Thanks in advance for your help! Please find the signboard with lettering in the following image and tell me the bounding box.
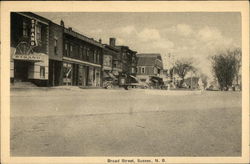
[12,54,42,61]
[30,19,37,46]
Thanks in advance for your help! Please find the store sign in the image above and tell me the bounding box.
[30,19,37,46]
[12,54,42,61]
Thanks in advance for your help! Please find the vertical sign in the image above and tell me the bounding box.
[30,19,37,46]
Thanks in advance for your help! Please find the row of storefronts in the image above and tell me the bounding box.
[10,12,138,87]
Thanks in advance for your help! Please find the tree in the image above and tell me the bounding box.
[173,58,194,87]
[210,48,241,91]
[200,73,208,89]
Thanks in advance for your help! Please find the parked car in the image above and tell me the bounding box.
[103,77,117,89]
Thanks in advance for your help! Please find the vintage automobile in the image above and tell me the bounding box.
[103,77,118,89]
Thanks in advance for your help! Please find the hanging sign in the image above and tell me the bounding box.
[30,19,37,46]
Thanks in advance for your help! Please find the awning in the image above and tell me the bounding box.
[112,71,119,76]
[108,72,117,79]
[103,71,110,78]
[104,71,117,80]
[129,75,140,82]
[150,76,164,84]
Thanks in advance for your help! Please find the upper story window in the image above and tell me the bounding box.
[93,50,97,63]
[70,44,73,52]
[154,67,158,74]
[64,43,68,56]
[97,51,100,64]
[83,46,86,60]
[86,48,90,60]
[54,39,58,55]
[22,20,28,37]
[70,44,73,57]
[80,46,83,59]
[141,67,145,74]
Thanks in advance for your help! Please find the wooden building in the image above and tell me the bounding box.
[136,53,163,84]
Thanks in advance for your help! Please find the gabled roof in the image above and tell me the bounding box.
[137,53,161,58]
[137,57,156,66]
[137,53,163,66]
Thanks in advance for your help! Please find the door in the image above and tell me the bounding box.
[14,60,30,82]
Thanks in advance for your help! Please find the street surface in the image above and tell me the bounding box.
[10,88,241,156]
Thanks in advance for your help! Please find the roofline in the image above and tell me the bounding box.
[16,12,50,25]
[64,28,104,48]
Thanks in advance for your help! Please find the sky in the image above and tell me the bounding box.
[36,12,241,79]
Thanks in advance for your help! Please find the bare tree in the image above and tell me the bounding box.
[173,58,194,87]
[210,48,241,91]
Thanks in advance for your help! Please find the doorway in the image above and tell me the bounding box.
[14,60,30,82]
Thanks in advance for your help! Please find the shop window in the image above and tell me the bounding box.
[40,66,45,78]
[54,39,58,55]
[22,20,28,37]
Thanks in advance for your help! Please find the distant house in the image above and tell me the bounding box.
[136,53,164,85]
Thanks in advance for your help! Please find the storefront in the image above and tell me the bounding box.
[62,62,72,85]
[11,45,49,86]
[62,58,101,87]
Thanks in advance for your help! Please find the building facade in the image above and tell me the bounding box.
[115,43,137,84]
[10,12,49,86]
[62,25,103,87]
[48,21,64,86]
[109,38,123,78]
[102,38,120,84]
[136,53,163,84]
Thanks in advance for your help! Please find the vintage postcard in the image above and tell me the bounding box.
[1,1,249,164]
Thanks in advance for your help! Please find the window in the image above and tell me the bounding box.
[70,44,73,57]
[94,50,96,63]
[40,66,45,78]
[54,39,58,55]
[22,21,28,37]
[64,43,68,56]
[131,67,135,74]
[86,48,90,61]
[70,44,73,52]
[80,46,83,59]
[154,67,157,74]
[97,51,100,64]
[82,46,86,59]
[141,67,145,74]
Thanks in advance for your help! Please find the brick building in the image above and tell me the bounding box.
[48,21,64,86]
[115,42,137,84]
[102,38,120,84]
[62,24,103,87]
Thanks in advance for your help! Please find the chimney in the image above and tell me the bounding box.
[60,20,64,27]
[109,38,116,47]
[99,38,102,43]
[68,27,72,31]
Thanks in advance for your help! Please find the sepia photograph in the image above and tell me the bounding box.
[1,1,249,164]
